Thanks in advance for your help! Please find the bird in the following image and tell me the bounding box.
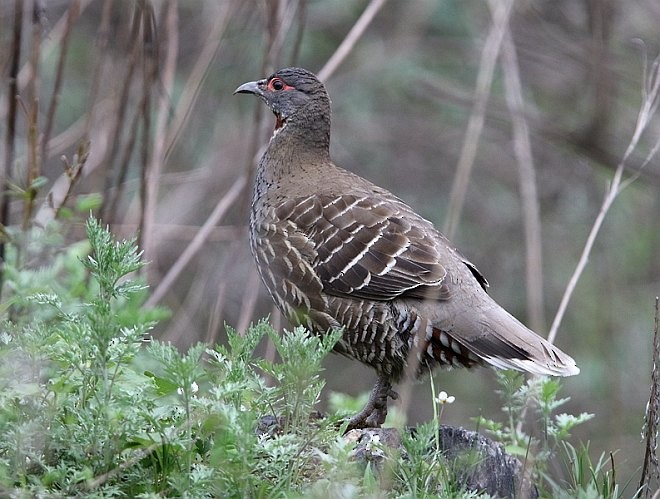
[234,67,579,431]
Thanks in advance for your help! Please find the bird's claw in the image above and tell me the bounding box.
[345,377,398,432]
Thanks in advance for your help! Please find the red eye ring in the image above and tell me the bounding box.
[267,77,293,92]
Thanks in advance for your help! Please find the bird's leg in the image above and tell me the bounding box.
[346,376,399,431]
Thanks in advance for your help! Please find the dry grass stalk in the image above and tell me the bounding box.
[137,1,158,252]
[206,238,242,343]
[547,52,660,344]
[499,14,545,333]
[640,297,660,497]
[141,0,175,264]
[1,0,24,297]
[40,0,80,168]
[100,6,145,222]
[317,0,388,81]
[236,268,262,335]
[145,175,246,308]
[18,97,39,231]
[443,0,515,240]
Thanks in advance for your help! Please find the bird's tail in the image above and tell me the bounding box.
[429,298,579,377]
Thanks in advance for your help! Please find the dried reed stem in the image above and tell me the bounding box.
[100,6,143,222]
[317,0,388,81]
[142,0,177,270]
[236,268,262,335]
[289,0,308,66]
[548,53,660,343]
[84,0,114,134]
[443,0,514,239]
[206,239,241,343]
[1,0,24,296]
[640,297,660,497]
[499,19,545,332]
[137,2,158,252]
[145,176,246,307]
[162,1,236,166]
[40,0,80,167]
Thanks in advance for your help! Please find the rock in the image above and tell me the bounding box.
[347,425,537,498]
[437,425,537,498]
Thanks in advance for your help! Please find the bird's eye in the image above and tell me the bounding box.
[272,78,284,90]
[268,77,291,91]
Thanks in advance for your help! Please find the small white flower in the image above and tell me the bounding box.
[191,381,199,394]
[177,387,184,396]
[435,391,455,405]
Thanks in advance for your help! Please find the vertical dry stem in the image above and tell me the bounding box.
[40,0,80,168]
[499,19,545,332]
[142,0,178,270]
[1,0,24,296]
[100,6,143,222]
[137,1,158,252]
[640,297,660,497]
[547,53,660,343]
[236,269,262,334]
[84,0,115,134]
[443,0,514,239]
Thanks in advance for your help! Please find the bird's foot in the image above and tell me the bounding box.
[345,377,398,432]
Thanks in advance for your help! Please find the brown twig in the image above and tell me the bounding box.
[40,0,80,169]
[52,140,90,220]
[26,1,44,108]
[106,105,142,221]
[317,0,388,81]
[289,0,308,66]
[443,0,515,239]
[1,0,24,298]
[499,15,545,333]
[137,1,158,252]
[142,0,177,270]
[547,52,660,343]
[145,176,246,308]
[161,1,236,168]
[236,268,262,335]
[206,239,242,343]
[84,0,115,135]
[19,97,39,231]
[99,6,143,222]
[640,297,660,497]
[264,0,301,71]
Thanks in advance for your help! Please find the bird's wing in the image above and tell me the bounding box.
[275,193,462,301]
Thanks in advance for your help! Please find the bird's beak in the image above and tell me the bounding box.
[234,80,264,96]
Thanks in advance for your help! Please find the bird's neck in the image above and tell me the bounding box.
[260,106,331,179]
[251,101,332,219]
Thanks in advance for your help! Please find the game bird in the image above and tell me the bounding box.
[235,67,579,430]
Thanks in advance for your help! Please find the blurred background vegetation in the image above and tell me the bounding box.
[1,0,659,486]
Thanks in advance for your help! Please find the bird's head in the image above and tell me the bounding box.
[234,67,329,133]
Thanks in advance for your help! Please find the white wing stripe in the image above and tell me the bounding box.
[330,229,383,282]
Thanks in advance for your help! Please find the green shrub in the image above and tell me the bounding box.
[0,217,625,497]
